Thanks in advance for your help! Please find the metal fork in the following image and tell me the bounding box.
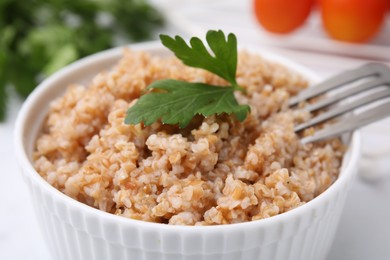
[290,63,390,144]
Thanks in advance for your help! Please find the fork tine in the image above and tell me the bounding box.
[305,77,388,112]
[295,87,390,132]
[289,63,388,107]
[301,100,390,144]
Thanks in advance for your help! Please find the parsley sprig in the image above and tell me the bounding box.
[125,30,250,128]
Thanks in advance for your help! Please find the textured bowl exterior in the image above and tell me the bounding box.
[15,42,361,260]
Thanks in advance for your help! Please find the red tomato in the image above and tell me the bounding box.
[253,0,314,34]
[320,0,388,43]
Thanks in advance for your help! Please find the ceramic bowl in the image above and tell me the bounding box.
[14,42,361,260]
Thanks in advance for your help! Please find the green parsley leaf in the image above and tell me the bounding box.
[125,30,250,128]
[160,30,240,89]
[125,79,250,128]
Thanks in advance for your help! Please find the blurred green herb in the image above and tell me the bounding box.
[125,30,250,128]
[0,0,163,121]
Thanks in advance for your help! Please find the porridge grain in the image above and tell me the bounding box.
[34,49,344,225]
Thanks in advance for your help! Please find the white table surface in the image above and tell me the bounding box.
[1,1,390,259]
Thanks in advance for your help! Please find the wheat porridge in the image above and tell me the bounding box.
[33,49,344,225]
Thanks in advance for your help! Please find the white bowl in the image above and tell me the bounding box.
[14,42,361,260]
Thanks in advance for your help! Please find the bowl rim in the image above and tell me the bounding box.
[14,41,361,233]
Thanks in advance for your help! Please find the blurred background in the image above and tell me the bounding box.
[0,0,389,259]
